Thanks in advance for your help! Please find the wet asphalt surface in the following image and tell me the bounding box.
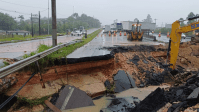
[0,28,98,67]
[0,30,191,67]
[67,31,167,58]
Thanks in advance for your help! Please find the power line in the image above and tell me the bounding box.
[57,13,66,16]
[40,9,48,12]
[0,8,30,15]
[0,0,47,9]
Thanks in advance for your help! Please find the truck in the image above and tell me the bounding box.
[110,24,116,34]
[104,25,111,33]
[121,21,134,33]
[116,23,123,32]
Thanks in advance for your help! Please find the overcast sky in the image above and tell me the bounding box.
[0,0,198,27]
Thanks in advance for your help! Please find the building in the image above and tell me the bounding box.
[0,30,6,35]
[165,24,172,29]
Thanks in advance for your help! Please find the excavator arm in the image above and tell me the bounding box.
[170,16,199,69]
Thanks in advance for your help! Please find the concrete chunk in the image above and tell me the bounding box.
[187,87,199,100]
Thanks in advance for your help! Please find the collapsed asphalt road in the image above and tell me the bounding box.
[1,29,198,111]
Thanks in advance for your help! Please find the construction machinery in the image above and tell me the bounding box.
[127,21,144,41]
[167,16,199,70]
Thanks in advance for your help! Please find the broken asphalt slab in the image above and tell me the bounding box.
[132,87,168,112]
[113,70,136,93]
[50,85,95,110]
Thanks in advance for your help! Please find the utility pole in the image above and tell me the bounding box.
[51,0,57,47]
[72,6,74,30]
[31,13,34,37]
[48,0,49,35]
[39,11,41,35]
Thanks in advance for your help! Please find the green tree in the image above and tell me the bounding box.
[0,12,17,30]
[179,18,185,26]
[187,12,195,24]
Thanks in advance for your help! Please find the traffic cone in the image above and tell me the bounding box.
[158,32,161,37]
[167,32,170,38]
[124,32,126,36]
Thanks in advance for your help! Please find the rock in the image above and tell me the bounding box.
[132,87,168,112]
[176,89,183,96]
[168,101,188,112]
[129,55,140,66]
[104,80,111,89]
[32,104,44,112]
[100,96,140,112]
[180,58,188,65]
[187,87,199,100]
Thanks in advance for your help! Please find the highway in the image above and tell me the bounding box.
[0,28,98,67]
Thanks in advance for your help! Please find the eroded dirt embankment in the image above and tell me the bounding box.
[3,42,199,91]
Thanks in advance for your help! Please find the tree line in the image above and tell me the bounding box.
[0,12,101,35]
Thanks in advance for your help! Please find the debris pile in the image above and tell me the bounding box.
[132,87,168,112]
[0,74,17,93]
[100,96,140,112]
[103,45,169,87]
[164,73,199,112]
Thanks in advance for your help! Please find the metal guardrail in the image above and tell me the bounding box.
[0,40,82,79]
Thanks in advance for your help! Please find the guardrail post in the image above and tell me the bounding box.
[35,61,46,88]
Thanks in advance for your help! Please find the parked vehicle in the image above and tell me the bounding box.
[71,28,82,36]
[104,25,111,33]
[110,24,116,34]
[116,23,123,32]
[121,21,134,32]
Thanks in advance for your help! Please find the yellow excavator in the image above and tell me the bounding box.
[127,21,144,41]
[167,16,199,70]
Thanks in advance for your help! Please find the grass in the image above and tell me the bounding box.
[0,61,10,68]
[106,83,115,94]
[16,96,49,108]
[21,29,101,71]
[0,34,51,42]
